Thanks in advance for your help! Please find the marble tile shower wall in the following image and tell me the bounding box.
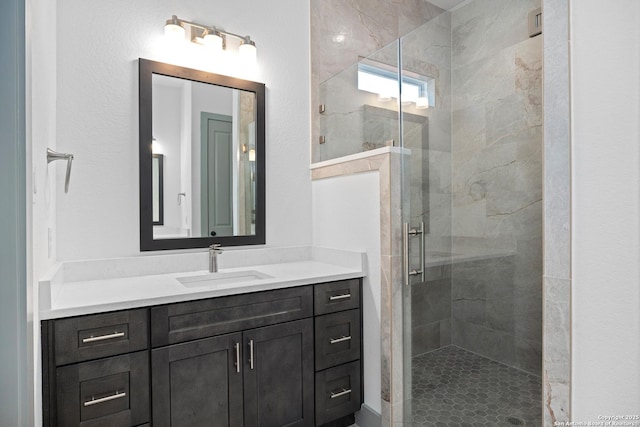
[397,11,453,244]
[399,12,454,358]
[450,0,543,375]
[318,43,401,161]
[311,0,446,163]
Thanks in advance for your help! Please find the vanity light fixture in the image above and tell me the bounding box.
[164,15,257,63]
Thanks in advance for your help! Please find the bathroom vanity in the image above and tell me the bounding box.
[40,248,365,427]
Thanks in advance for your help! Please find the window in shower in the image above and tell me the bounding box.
[357,62,435,109]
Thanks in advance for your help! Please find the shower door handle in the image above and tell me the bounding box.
[403,222,425,285]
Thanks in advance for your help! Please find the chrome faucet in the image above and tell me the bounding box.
[209,244,223,273]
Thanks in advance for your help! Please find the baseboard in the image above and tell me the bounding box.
[355,404,382,427]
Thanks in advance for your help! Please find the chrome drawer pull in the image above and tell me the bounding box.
[248,339,254,370]
[83,391,126,407]
[329,335,352,344]
[82,332,125,344]
[329,293,351,301]
[235,342,241,373]
[330,388,352,399]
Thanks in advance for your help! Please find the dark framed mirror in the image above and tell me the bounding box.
[139,58,265,250]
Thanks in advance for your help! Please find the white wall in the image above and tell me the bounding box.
[571,0,640,419]
[312,172,382,414]
[28,0,58,425]
[152,84,183,230]
[54,0,311,260]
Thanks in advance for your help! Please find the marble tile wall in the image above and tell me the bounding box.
[411,269,452,356]
[450,0,543,376]
[542,0,571,424]
[318,42,400,162]
[311,0,446,163]
[399,11,452,245]
[398,11,454,362]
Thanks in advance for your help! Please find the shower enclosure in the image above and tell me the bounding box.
[318,1,542,425]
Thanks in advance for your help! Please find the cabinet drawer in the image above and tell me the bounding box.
[314,280,360,315]
[151,286,313,347]
[54,309,148,366]
[315,361,362,426]
[56,350,149,427]
[315,309,361,371]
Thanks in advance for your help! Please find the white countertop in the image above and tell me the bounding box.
[40,246,366,320]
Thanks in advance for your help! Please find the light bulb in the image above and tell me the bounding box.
[248,148,256,162]
[164,16,185,43]
[203,32,223,52]
[239,37,257,65]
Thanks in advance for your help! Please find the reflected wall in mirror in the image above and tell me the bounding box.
[139,59,265,250]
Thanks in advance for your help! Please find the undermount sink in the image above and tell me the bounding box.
[177,270,273,288]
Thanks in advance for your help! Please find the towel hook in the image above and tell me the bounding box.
[47,148,74,193]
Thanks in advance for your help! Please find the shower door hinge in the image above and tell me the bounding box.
[319,135,326,145]
[319,104,326,114]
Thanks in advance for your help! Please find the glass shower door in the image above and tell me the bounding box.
[398,11,454,426]
[399,3,543,425]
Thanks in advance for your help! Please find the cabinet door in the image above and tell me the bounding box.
[243,318,314,427]
[152,333,243,427]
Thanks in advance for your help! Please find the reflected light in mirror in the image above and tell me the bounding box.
[415,97,430,109]
[249,148,256,162]
[152,138,163,154]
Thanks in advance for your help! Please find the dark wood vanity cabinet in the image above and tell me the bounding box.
[313,280,363,426]
[41,310,151,427]
[150,286,316,427]
[42,279,363,427]
[152,319,314,427]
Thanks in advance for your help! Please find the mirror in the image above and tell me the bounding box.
[139,59,265,250]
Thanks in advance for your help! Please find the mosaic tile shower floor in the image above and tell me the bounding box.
[411,346,542,426]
